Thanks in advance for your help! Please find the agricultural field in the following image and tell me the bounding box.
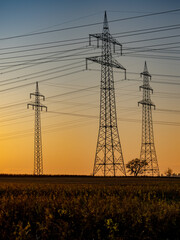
[0,175,179,240]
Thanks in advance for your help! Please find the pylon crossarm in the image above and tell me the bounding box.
[27,103,47,111]
[86,56,126,79]
[38,104,47,111]
[139,85,153,92]
[87,56,126,69]
[89,34,101,47]
[111,57,126,71]
[27,103,33,109]
[86,56,100,69]
[138,100,155,108]
[140,70,151,76]
[89,33,122,47]
[30,92,45,100]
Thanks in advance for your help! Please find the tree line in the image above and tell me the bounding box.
[126,159,180,177]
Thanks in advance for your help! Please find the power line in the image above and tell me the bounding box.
[1,34,180,62]
[0,47,91,74]
[0,64,86,91]
[2,38,180,73]
[122,34,180,45]
[1,24,180,55]
[125,71,180,79]
[0,68,85,93]
[0,8,180,41]
[126,78,180,86]
[115,25,180,39]
[0,60,85,84]
[0,67,179,96]
[0,40,88,56]
[88,69,180,84]
[125,53,180,61]
[124,41,180,52]
[0,52,97,69]
[0,112,179,142]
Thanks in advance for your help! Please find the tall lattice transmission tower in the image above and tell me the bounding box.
[86,11,126,176]
[27,82,47,175]
[138,62,160,176]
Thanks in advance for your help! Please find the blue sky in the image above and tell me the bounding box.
[1,0,180,35]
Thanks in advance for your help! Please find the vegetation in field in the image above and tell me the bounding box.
[126,158,148,176]
[0,177,179,240]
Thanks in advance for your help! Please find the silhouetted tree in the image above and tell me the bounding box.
[126,158,148,176]
[165,168,173,177]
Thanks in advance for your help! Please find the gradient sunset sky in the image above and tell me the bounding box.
[0,0,180,175]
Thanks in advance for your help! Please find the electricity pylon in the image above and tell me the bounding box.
[27,82,47,175]
[138,62,160,176]
[86,11,126,176]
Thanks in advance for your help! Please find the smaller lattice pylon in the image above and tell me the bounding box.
[138,62,160,176]
[27,82,47,175]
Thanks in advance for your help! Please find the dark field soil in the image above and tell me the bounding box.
[0,174,179,185]
[0,175,179,240]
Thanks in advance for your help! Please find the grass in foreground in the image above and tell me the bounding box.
[0,176,179,240]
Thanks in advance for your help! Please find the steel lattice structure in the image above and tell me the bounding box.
[86,12,126,176]
[27,82,47,175]
[138,62,160,176]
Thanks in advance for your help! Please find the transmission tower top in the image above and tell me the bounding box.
[86,11,126,78]
[27,82,47,111]
[140,61,152,79]
[138,61,155,109]
[103,11,109,30]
